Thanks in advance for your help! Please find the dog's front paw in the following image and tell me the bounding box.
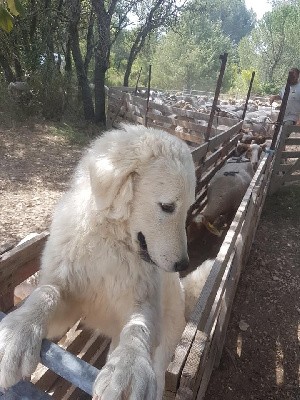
[0,312,44,389]
[93,345,157,400]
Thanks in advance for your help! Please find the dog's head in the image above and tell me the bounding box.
[88,124,196,273]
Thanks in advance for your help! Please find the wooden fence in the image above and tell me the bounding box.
[165,151,274,399]
[0,90,279,399]
[269,125,300,193]
[0,149,275,399]
[107,87,239,145]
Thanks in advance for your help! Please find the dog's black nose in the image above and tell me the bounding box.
[174,257,189,272]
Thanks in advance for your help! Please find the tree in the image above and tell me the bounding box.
[68,0,95,121]
[238,1,300,90]
[208,0,255,43]
[0,0,24,33]
[122,0,186,87]
[151,6,233,91]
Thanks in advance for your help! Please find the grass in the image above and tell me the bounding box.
[47,120,103,146]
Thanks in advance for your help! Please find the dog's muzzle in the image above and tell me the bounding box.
[173,257,189,272]
[137,232,189,272]
[138,232,155,265]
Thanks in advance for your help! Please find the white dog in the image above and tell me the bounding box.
[0,124,197,399]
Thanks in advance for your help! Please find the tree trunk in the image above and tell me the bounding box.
[94,49,106,125]
[0,54,15,83]
[71,29,95,121]
[92,0,118,125]
[69,0,94,121]
[123,52,135,87]
[14,58,23,80]
[65,38,72,74]
[84,10,95,75]
[123,30,148,87]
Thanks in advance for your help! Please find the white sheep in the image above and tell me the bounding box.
[8,80,32,104]
[235,142,263,170]
[191,155,255,237]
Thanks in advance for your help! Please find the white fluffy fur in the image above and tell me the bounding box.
[0,124,199,399]
[181,259,214,319]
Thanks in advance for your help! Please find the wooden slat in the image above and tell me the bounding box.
[195,157,273,400]
[146,122,202,145]
[207,121,242,151]
[191,143,209,164]
[280,150,300,158]
[179,252,236,400]
[174,154,273,399]
[0,233,48,311]
[275,159,300,172]
[165,155,268,393]
[270,124,300,192]
[285,137,300,145]
[284,125,300,135]
[202,134,240,172]
[284,173,300,182]
[0,232,48,282]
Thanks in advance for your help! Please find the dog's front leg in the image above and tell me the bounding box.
[93,299,159,400]
[0,284,62,389]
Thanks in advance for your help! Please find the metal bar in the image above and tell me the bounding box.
[205,53,228,141]
[134,66,142,95]
[270,71,292,150]
[241,71,255,120]
[0,380,52,400]
[0,312,100,396]
[145,64,152,127]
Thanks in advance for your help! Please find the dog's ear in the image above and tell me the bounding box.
[89,154,137,220]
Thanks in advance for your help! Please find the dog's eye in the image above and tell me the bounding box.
[159,203,175,213]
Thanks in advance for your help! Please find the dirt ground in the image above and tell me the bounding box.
[204,185,300,400]
[0,122,299,399]
[0,122,84,252]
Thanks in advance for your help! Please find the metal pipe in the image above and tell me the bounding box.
[205,52,228,142]
[270,71,292,150]
[145,64,152,127]
[241,71,255,120]
[134,66,142,95]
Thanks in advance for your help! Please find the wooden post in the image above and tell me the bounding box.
[134,66,142,95]
[205,53,228,141]
[270,71,292,150]
[241,71,255,120]
[144,64,152,127]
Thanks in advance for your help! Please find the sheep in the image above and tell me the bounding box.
[235,142,263,170]
[8,80,32,104]
[190,155,255,238]
[261,139,272,153]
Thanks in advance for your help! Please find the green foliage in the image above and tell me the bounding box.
[238,1,300,90]
[3,0,300,126]
[259,81,281,95]
[205,0,255,43]
[0,6,13,32]
[7,0,24,16]
[0,0,24,32]
[151,10,233,91]
[47,123,93,145]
